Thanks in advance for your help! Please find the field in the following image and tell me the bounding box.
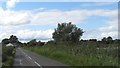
[25,41,118,66]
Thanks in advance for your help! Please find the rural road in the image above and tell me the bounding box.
[13,47,69,68]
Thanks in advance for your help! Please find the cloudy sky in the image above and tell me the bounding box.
[0,0,118,42]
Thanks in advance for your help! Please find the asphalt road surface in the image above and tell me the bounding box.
[13,47,69,68]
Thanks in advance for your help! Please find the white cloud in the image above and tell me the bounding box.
[31,9,117,25]
[15,29,54,40]
[0,9,32,26]
[0,5,118,42]
[101,31,118,38]
[6,0,19,10]
[99,19,118,31]
[81,18,118,40]
[33,8,46,11]
[0,32,11,41]
[0,28,54,42]
[0,8,117,26]
[31,10,86,25]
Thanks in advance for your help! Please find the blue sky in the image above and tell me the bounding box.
[0,1,118,42]
[2,2,117,10]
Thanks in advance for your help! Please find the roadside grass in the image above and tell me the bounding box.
[24,42,118,66]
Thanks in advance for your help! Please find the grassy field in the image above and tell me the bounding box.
[25,42,118,66]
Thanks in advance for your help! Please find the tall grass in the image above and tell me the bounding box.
[25,42,118,66]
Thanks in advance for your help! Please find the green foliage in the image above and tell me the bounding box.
[27,39,37,46]
[52,22,84,42]
[2,46,15,67]
[2,35,19,46]
[25,42,118,66]
[26,39,45,46]
[9,35,18,44]
[102,36,113,44]
[2,39,10,46]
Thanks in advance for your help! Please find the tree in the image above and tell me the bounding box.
[52,22,84,42]
[9,35,18,43]
[107,36,113,44]
[89,39,97,42]
[2,38,10,45]
[102,36,113,44]
[102,37,107,43]
[27,39,37,46]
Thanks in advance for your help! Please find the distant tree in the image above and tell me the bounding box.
[107,36,112,40]
[102,37,107,43]
[102,36,113,44]
[36,41,45,46]
[107,36,113,44]
[89,39,97,42]
[80,39,84,41]
[52,22,84,42]
[114,39,120,44]
[27,39,37,46]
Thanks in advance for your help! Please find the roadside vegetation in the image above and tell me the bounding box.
[25,41,118,66]
[1,22,119,67]
[2,46,15,68]
[23,22,119,66]
[1,35,21,68]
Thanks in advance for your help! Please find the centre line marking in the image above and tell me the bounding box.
[19,48,42,68]
[34,61,42,68]
[20,59,22,65]
[28,56,32,60]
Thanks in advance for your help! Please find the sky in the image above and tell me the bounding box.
[0,0,119,42]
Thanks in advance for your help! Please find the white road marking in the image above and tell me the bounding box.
[18,48,42,67]
[28,56,32,60]
[20,59,22,65]
[34,61,42,68]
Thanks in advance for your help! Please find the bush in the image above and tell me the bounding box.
[2,46,16,67]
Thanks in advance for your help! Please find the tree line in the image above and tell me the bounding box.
[1,22,119,47]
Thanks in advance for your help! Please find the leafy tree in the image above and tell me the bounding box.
[9,35,18,43]
[52,22,84,42]
[107,36,113,44]
[2,38,10,45]
[107,36,112,41]
[2,35,19,46]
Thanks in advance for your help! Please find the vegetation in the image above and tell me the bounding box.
[1,35,18,68]
[2,46,15,68]
[26,39,45,47]
[52,22,84,42]
[25,40,118,66]
[23,22,119,66]
[1,22,119,67]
